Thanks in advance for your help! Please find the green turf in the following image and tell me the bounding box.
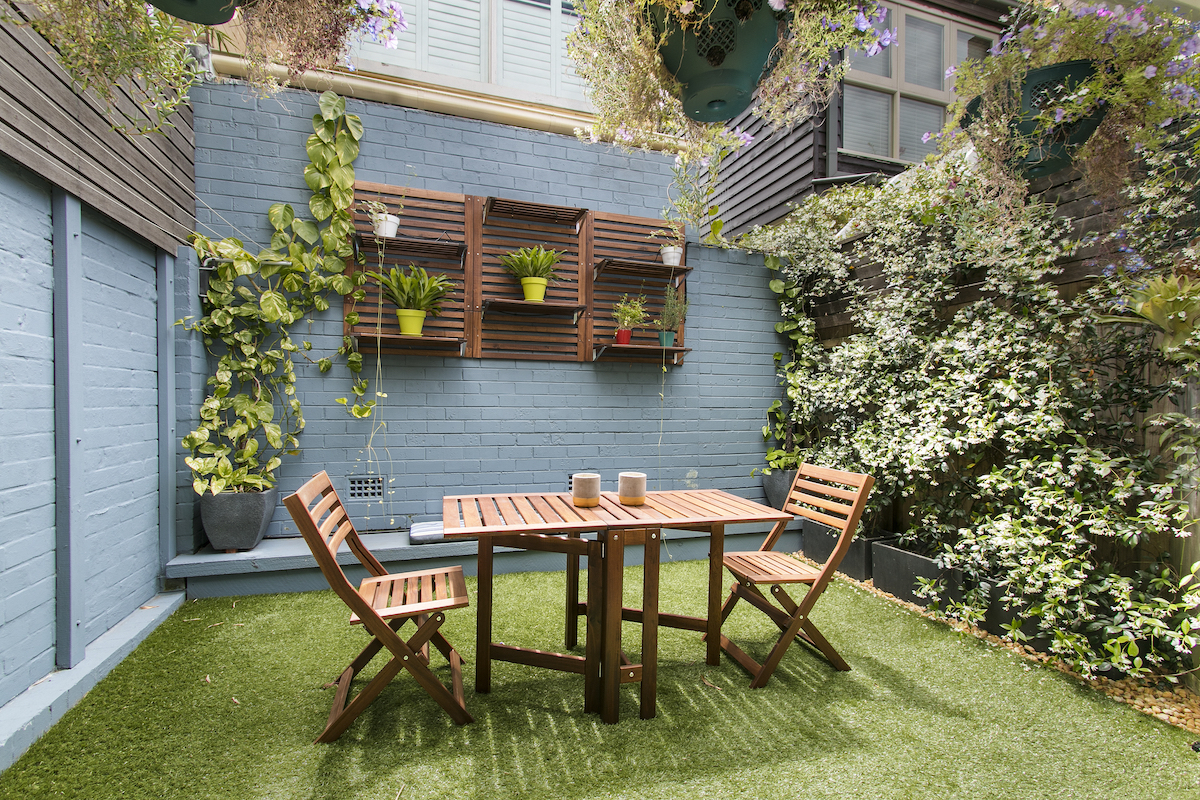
[3,559,1200,799]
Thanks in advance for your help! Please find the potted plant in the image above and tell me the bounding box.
[368,264,455,336]
[655,220,685,266]
[653,284,688,347]
[567,0,893,232]
[18,0,407,133]
[361,198,400,238]
[183,92,365,552]
[499,245,563,303]
[950,3,1200,192]
[612,294,648,344]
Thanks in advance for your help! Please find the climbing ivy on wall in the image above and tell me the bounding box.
[739,149,1200,679]
[181,91,369,495]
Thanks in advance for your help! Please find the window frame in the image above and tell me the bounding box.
[842,0,997,163]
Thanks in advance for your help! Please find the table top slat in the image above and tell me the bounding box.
[511,494,542,525]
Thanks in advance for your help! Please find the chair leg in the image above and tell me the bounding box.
[317,653,407,743]
[770,585,850,672]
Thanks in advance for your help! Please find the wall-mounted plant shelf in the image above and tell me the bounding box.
[357,233,466,266]
[353,332,467,357]
[349,185,690,366]
[483,196,586,230]
[593,258,692,283]
[593,343,691,366]
[482,299,585,325]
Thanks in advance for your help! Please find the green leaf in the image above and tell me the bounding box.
[306,136,333,169]
[310,193,335,222]
[334,133,360,168]
[318,358,332,372]
[260,290,288,322]
[267,203,295,232]
[344,113,364,141]
[768,279,786,294]
[292,218,319,245]
[263,422,283,449]
[318,91,346,121]
[329,163,355,190]
[303,164,331,193]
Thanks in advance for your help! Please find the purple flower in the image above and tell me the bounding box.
[855,12,871,32]
[1182,35,1200,58]
[768,0,786,10]
[1144,65,1158,79]
[921,131,934,143]
[1054,108,1065,123]
[945,65,957,79]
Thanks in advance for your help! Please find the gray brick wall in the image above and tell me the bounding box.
[0,156,56,707]
[188,84,786,542]
[79,210,161,641]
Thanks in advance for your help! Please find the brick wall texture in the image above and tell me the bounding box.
[0,155,162,707]
[0,156,56,708]
[188,84,787,537]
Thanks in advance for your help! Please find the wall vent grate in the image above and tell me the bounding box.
[347,476,384,499]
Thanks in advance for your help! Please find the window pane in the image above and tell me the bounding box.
[905,15,943,90]
[844,85,893,157]
[848,8,891,78]
[899,97,943,162]
[957,31,991,64]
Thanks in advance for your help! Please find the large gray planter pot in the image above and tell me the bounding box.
[761,470,798,511]
[200,487,278,553]
[871,541,963,608]
[801,521,895,582]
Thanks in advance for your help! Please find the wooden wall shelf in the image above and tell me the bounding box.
[357,233,466,265]
[483,196,586,230]
[593,258,692,283]
[354,332,466,356]
[348,185,689,366]
[482,299,585,325]
[593,344,691,366]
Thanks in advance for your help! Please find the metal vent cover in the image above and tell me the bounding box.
[347,476,384,499]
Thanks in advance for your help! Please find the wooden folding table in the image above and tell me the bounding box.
[442,488,792,723]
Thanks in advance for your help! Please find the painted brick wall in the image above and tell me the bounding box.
[188,84,786,540]
[0,155,56,707]
[79,209,161,642]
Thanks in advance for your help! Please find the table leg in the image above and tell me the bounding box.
[640,528,660,719]
[476,534,493,693]
[565,532,580,650]
[707,523,725,666]
[602,528,623,724]
[584,538,603,713]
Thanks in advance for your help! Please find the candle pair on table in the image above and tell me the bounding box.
[571,472,646,507]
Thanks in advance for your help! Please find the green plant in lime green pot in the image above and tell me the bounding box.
[499,245,563,303]
[368,264,455,336]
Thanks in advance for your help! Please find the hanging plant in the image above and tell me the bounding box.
[949,2,1200,196]
[567,0,894,230]
[6,0,408,133]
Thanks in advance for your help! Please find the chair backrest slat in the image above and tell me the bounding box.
[775,464,874,610]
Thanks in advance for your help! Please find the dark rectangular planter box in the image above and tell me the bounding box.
[871,541,963,608]
[800,520,895,582]
[982,596,1051,653]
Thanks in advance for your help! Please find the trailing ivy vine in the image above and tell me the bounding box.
[181,91,368,495]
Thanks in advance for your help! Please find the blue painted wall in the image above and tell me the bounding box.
[187,85,787,540]
[0,156,164,707]
[78,210,161,642]
[0,156,56,708]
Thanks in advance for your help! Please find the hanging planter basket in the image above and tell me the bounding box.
[963,60,1107,180]
[148,0,244,24]
[651,0,785,123]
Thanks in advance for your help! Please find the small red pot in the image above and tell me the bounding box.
[615,329,632,344]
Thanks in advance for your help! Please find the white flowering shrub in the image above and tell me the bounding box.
[740,150,1200,678]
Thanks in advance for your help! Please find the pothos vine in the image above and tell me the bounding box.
[182,91,375,495]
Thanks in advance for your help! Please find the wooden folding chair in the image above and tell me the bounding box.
[718,463,874,688]
[283,471,473,742]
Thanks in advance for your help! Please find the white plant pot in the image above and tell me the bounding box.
[660,245,683,266]
[372,213,400,238]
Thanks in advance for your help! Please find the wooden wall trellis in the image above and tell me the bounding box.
[348,182,691,364]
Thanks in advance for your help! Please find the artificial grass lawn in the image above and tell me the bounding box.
[3,558,1200,800]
